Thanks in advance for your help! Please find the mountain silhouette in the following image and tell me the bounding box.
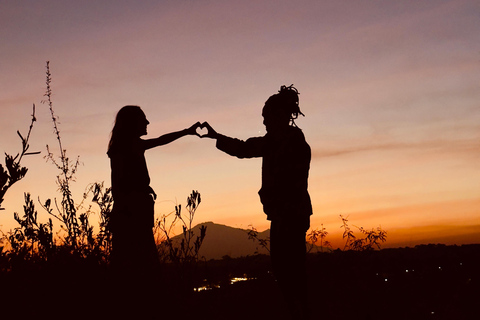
[169,222,270,260]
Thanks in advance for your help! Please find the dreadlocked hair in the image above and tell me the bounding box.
[266,84,304,127]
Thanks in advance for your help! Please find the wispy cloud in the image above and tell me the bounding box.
[312,136,480,159]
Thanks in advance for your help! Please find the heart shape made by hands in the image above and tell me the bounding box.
[196,126,209,137]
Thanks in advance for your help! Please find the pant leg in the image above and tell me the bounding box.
[270,217,310,318]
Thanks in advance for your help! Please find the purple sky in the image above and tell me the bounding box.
[1,0,479,248]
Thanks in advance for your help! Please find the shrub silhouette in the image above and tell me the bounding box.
[157,190,206,264]
[340,214,387,251]
[247,216,387,254]
[40,61,83,249]
[10,193,54,258]
[307,223,332,253]
[0,105,40,210]
[247,224,270,254]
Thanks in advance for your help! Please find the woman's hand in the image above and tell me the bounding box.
[200,122,218,139]
[186,122,202,137]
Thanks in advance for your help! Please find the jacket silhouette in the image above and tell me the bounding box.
[216,125,312,223]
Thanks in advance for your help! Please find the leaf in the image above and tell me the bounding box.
[0,164,9,187]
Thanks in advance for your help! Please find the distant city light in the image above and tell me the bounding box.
[194,286,210,292]
[230,277,256,285]
[231,277,248,284]
[194,276,256,292]
[194,284,220,292]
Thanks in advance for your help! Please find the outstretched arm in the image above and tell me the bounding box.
[201,122,263,158]
[142,122,201,150]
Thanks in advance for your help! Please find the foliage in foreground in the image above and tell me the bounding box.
[0,104,40,211]
[247,215,387,254]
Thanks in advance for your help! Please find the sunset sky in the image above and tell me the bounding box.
[1,0,479,248]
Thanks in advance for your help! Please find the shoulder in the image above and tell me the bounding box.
[286,127,310,154]
[286,126,307,141]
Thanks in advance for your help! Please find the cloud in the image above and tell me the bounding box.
[312,136,480,159]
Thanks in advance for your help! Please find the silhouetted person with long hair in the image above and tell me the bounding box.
[107,106,200,313]
[202,85,312,319]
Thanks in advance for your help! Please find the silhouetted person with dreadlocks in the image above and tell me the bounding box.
[202,85,312,319]
[107,105,200,316]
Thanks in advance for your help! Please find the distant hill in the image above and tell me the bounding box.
[170,221,270,260]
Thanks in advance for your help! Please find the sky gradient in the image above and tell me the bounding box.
[1,0,479,248]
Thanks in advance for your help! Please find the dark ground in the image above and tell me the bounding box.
[188,244,480,320]
[1,244,479,320]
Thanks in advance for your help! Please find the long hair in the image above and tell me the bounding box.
[107,105,144,156]
[265,84,304,127]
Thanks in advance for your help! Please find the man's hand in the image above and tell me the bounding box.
[200,122,218,139]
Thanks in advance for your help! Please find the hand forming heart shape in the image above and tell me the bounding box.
[195,121,217,138]
[195,125,209,137]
